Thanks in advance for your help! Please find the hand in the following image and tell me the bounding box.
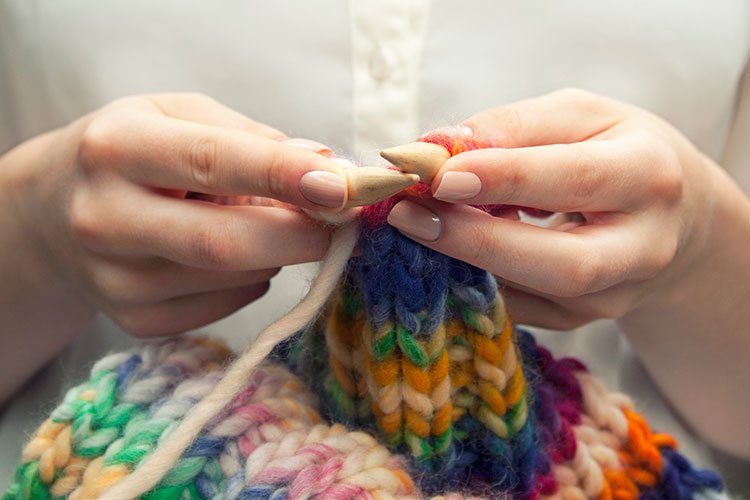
[4,93,347,337]
[387,88,726,330]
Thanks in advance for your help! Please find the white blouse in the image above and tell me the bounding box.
[1,0,749,493]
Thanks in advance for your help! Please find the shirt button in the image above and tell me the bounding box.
[369,43,398,82]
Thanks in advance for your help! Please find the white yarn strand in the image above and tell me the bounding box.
[100,221,359,499]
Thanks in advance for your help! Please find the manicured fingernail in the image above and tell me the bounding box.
[433,172,482,202]
[299,171,346,208]
[282,138,333,157]
[387,200,442,242]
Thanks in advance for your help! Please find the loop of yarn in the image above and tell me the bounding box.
[4,133,725,499]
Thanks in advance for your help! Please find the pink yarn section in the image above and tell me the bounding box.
[366,132,554,227]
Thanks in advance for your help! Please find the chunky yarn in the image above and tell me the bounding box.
[4,133,725,499]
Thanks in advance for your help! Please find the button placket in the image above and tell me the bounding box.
[369,41,399,82]
[349,0,430,164]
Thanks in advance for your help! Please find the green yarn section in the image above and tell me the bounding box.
[3,463,48,500]
[383,427,404,448]
[160,457,206,486]
[141,483,200,500]
[434,427,453,455]
[405,431,433,459]
[396,324,429,367]
[506,399,527,434]
[103,413,173,467]
[371,325,397,360]
[54,371,118,425]
[462,307,483,332]
[322,287,461,464]
[100,402,140,429]
[405,427,455,471]
[324,375,358,422]
[341,287,363,319]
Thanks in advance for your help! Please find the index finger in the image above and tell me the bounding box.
[462,88,626,148]
[80,111,349,210]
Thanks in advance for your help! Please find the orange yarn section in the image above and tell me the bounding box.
[597,408,679,500]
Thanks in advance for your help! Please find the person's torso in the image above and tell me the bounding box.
[1,0,748,492]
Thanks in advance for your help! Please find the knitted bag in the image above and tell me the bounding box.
[4,135,725,500]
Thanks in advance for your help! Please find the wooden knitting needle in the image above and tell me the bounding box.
[380,142,451,182]
[345,167,420,207]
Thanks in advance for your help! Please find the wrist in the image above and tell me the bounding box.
[628,156,732,317]
[0,132,97,318]
[0,136,97,401]
[617,163,750,456]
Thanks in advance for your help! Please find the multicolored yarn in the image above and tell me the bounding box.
[5,133,725,499]
[278,220,724,499]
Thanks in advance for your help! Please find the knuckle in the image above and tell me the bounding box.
[192,220,242,270]
[646,238,678,277]
[649,144,684,203]
[568,150,603,210]
[556,88,614,115]
[68,189,100,243]
[91,268,141,304]
[186,133,221,191]
[492,106,525,147]
[497,156,526,203]
[78,115,124,170]
[466,105,526,147]
[263,147,289,199]
[559,251,604,297]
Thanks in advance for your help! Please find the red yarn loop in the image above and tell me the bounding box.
[362,132,553,226]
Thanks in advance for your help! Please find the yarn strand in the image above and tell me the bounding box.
[99,221,359,499]
[6,132,725,499]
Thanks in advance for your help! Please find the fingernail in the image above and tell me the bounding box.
[283,138,333,157]
[434,172,482,202]
[299,171,346,208]
[387,200,442,242]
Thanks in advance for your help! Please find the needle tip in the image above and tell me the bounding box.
[380,142,451,182]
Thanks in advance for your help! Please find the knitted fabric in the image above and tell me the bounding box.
[5,134,726,499]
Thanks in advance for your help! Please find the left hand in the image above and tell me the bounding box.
[387,88,724,329]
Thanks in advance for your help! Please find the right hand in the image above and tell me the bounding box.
[4,93,348,337]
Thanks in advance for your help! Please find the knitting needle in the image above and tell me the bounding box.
[186,165,418,208]
[285,139,420,208]
[379,142,451,182]
[345,167,420,207]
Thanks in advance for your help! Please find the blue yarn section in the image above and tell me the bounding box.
[268,222,725,498]
[195,472,218,497]
[348,224,542,497]
[116,354,142,389]
[641,447,723,500]
[238,486,288,499]
[351,224,450,336]
[185,435,227,457]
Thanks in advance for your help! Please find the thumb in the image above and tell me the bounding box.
[461,88,622,148]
